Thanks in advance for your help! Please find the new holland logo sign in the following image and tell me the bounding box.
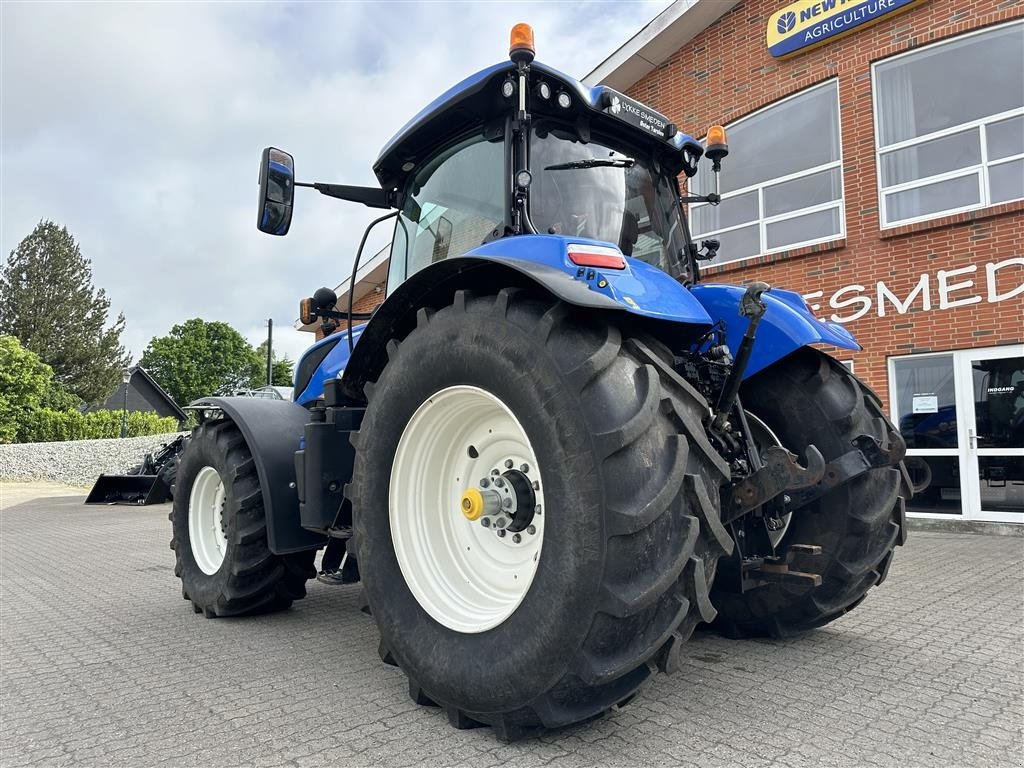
[767,0,924,58]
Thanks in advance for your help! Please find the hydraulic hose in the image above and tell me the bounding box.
[348,210,400,353]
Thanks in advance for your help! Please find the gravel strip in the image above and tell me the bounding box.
[0,433,187,488]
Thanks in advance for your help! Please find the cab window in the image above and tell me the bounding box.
[391,134,505,281]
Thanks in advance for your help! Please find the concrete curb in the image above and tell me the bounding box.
[908,516,1023,537]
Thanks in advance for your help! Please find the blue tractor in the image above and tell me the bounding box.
[171,26,912,739]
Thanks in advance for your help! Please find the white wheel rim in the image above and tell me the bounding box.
[189,465,228,575]
[389,385,545,634]
[745,411,793,549]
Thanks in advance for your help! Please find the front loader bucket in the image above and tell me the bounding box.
[85,474,170,506]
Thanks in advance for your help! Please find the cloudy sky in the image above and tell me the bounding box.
[1,1,672,364]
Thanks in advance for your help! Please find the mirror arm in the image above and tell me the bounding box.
[316,308,374,322]
[679,192,720,205]
[295,181,391,209]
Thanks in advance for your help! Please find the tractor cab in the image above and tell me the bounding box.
[368,24,714,289]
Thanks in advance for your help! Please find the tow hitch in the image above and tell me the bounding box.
[727,430,907,525]
[724,445,825,525]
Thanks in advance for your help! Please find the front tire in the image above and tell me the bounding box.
[351,289,731,739]
[171,421,315,617]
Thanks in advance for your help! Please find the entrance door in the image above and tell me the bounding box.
[890,345,1024,523]
[960,347,1024,522]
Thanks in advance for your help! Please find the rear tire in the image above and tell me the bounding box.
[351,289,731,739]
[711,349,909,638]
[171,420,315,617]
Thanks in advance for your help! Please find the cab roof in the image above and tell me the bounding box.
[372,59,701,193]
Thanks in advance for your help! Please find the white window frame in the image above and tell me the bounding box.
[690,79,846,268]
[872,20,1024,229]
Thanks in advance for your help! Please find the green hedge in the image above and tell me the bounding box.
[15,409,180,443]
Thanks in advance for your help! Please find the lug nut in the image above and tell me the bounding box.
[493,477,504,488]
[496,529,506,538]
[491,469,500,476]
[512,534,522,543]
[480,478,490,488]
[504,459,514,469]
[535,505,542,516]
[526,525,536,535]
[481,518,491,528]
[520,463,530,473]
[495,518,506,528]
[502,497,513,509]
[532,481,540,490]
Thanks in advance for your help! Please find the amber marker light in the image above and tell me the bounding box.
[705,124,729,170]
[299,298,315,326]
[509,23,535,63]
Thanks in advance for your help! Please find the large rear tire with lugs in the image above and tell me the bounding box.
[171,420,316,618]
[350,289,731,740]
[710,348,909,638]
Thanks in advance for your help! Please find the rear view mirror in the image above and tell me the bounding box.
[257,147,295,235]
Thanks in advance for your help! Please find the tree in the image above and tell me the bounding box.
[140,318,262,405]
[0,335,55,442]
[253,341,295,388]
[0,221,130,405]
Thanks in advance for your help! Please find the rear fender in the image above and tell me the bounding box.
[690,284,860,379]
[338,238,714,402]
[189,396,326,554]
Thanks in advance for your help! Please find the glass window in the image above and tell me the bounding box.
[892,355,958,450]
[691,190,758,233]
[873,22,1024,227]
[530,121,692,280]
[906,456,963,515]
[391,134,505,280]
[763,167,842,218]
[884,174,980,224]
[987,115,1024,161]
[977,457,1024,513]
[990,159,1024,205]
[879,130,981,188]
[765,208,842,251]
[971,356,1024,451]
[690,80,844,266]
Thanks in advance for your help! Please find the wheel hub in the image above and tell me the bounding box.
[390,385,546,633]
[461,466,537,534]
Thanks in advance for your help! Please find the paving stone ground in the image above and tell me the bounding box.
[1,488,1022,767]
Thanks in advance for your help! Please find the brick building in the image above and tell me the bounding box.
[587,0,1022,522]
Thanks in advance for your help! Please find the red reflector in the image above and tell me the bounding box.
[567,243,626,270]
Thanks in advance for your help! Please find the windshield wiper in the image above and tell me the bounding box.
[544,157,636,171]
